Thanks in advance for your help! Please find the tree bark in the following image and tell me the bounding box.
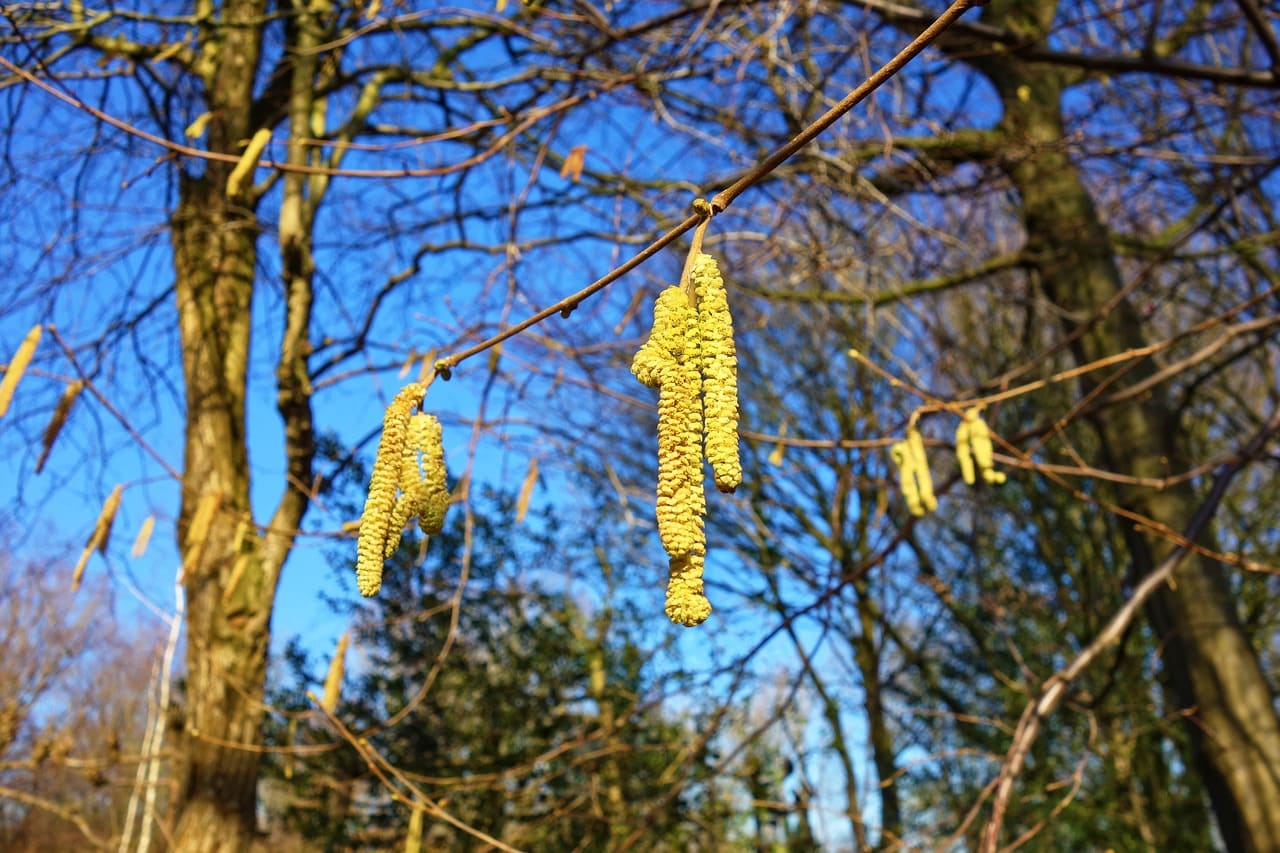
[976,22,1280,848]
[170,163,270,853]
[167,1,315,849]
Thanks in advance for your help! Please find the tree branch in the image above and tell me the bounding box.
[979,403,1280,851]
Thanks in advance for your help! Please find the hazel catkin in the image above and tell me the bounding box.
[690,253,741,494]
[666,552,711,627]
[357,383,424,597]
[956,407,1005,486]
[0,324,42,419]
[906,426,937,513]
[36,379,84,474]
[410,411,450,535]
[648,289,705,559]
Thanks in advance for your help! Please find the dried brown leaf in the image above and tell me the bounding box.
[559,144,588,182]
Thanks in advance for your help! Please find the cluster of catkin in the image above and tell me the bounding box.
[631,253,740,627]
[955,407,1006,486]
[890,407,1004,517]
[356,383,451,597]
[891,428,936,517]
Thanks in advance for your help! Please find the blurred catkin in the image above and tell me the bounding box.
[36,379,84,474]
[896,440,926,514]
[131,515,156,558]
[957,407,1005,486]
[320,632,349,713]
[906,427,937,513]
[0,324,42,419]
[73,484,124,592]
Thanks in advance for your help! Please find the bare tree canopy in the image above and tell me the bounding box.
[1,1,1278,850]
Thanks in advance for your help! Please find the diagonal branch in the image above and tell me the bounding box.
[978,403,1280,852]
[433,0,986,376]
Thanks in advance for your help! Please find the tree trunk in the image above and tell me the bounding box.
[170,170,270,853]
[166,1,314,848]
[983,47,1280,851]
[851,574,901,848]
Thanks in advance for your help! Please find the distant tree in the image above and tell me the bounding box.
[0,541,160,851]
[265,488,740,851]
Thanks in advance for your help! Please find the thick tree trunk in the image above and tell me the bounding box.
[170,172,271,852]
[164,2,314,849]
[987,56,1280,851]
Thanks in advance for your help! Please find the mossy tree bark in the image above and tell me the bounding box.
[965,2,1280,847]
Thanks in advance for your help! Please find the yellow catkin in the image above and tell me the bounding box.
[958,407,1006,486]
[691,253,741,493]
[357,383,425,596]
[891,440,928,517]
[515,457,539,523]
[666,553,711,627]
[131,514,156,558]
[384,411,450,552]
[906,427,937,513]
[36,379,83,473]
[0,324,42,419]
[413,412,450,535]
[631,287,688,389]
[73,484,124,592]
[642,289,705,559]
[94,484,124,554]
[405,806,424,853]
[225,127,271,198]
[679,290,706,522]
[384,413,431,558]
[185,492,221,554]
[321,632,349,713]
[955,419,976,485]
[221,552,251,603]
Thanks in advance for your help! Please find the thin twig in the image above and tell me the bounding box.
[434,0,984,376]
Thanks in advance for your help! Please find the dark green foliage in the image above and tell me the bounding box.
[265,488,732,851]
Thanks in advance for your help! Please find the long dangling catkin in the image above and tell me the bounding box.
[320,632,349,714]
[690,254,741,493]
[183,491,222,573]
[635,288,705,559]
[131,514,156,558]
[72,484,124,592]
[680,288,706,524]
[666,553,711,627]
[631,287,688,389]
[0,324,42,419]
[891,439,931,517]
[906,427,937,513]
[413,412,450,535]
[633,287,710,626]
[36,379,83,474]
[955,418,976,485]
[405,806,425,853]
[357,383,424,597]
